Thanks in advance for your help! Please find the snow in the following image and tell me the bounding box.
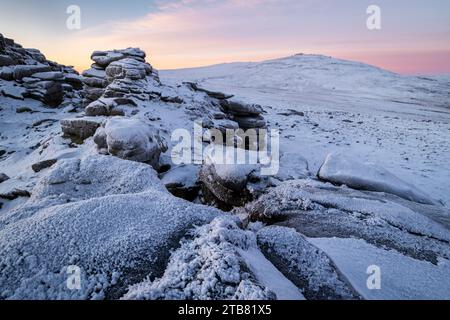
[161,164,199,189]
[0,154,222,299]
[257,226,360,299]
[318,152,437,205]
[82,68,106,79]
[310,237,450,300]
[122,216,275,300]
[204,145,261,188]
[246,179,450,264]
[97,117,166,166]
[237,247,305,300]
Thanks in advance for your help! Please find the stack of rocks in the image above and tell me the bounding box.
[198,147,270,210]
[82,48,161,116]
[184,82,267,132]
[0,33,83,107]
[93,117,167,169]
[220,99,266,130]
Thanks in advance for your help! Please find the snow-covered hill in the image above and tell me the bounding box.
[162,54,450,117]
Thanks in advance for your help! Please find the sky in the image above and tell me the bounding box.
[0,0,449,74]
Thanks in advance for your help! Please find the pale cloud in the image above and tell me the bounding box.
[34,0,450,74]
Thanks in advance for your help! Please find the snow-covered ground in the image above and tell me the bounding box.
[161,54,450,206]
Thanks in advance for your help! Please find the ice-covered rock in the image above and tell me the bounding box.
[221,99,264,116]
[185,82,234,100]
[23,80,64,107]
[0,189,31,201]
[94,117,167,168]
[211,118,240,133]
[0,173,10,184]
[245,179,450,264]
[61,117,104,140]
[31,71,64,81]
[81,48,159,106]
[0,84,26,100]
[84,97,136,117]
[199,147,270,209]
[214,99,267,130]
[232,114,266,129]
[318,153,437,205]
[31,159,57,173]
[82,68,106,80]
[160,164,200,201]
[91,52,125,67]
[257,226,361,300]
[0,155,222,299]
[0,54,15,67]
[0,34,82,106]
[123,216,276,300]
[12,65,52,80]
[105,58,151,82]
[274,152,310,182]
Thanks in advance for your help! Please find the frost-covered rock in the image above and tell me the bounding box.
[0,173,10,184]
[0,189,31,201]
[219,99,267,130]
[0,34,82,106]
[123,216,276,300]
[233,114,266,129]
[0,84,26,100]
[31,71,64,81]
[82,68,106,80]
[221,99,264,116]
[22,80,64,107]
[0,36,82,106]
[246,179,450,264]
[91,52,125,68]
[81,47,159,106]
[94,118,167,168]
[61,117,104,140]
[274,152,310,182]
[318,153,437,205]
[160,164,200,201]
[12,65,52,80]
[0,54,15,67]
[185,82,234,100]
[0,155,222,299]
[31,159,57,173]
[257,226,361,300]
[199,147,269,209]
[105,58,151,82]
[84,97,136,117]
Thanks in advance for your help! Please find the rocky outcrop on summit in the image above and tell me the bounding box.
[81,48,160,108]
[220,99,266,129]
[0,33,82,107]
[185,82,267,131]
